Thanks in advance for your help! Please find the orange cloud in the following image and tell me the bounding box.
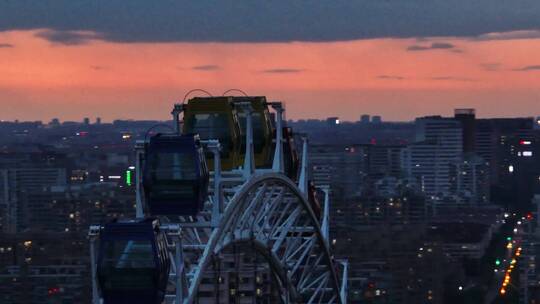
[0,30,539,121]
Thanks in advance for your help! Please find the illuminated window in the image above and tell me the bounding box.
[523,151,533,157]
[126,170,132,186]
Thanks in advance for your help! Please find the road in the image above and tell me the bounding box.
[484,216,524,304]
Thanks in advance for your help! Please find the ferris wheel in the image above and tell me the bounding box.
[88,94,348,303]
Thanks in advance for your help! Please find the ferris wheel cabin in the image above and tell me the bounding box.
[183,97,243,170]
[143,133,209,216]
[232,96,275,168]
[96,219,170,304]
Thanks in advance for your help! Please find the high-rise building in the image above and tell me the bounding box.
[326,117,340,126]
[495,130,540,211]
[403,117,463,201]
[475,118,534,186]
[0,167,67,233]
[49,118,60,127]
[0,149,69,233]
[414,116,463,148]
[517,195,540,304]
[454,108,476,153]
[367,144,405,179]
[309,144,368,201]
[360,114,370,124]
[449,154,490,205]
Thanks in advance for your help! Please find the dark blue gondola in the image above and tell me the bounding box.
[143,134,209,216]
[97,218,170,304]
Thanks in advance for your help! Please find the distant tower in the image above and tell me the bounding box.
[50,118,60,127]
[326,117,340,126]
[454,108,476,153]
[96,117,102,125]
[371,116,382,124]
[360,114,370,124]
[83,117,90,125]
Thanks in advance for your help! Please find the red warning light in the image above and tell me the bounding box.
[527,213,533,220]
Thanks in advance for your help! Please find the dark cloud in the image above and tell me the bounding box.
[261,68,304,74]
[1,1,540,43]
[35,29,103,45]
[377,75,404,80]
[407,42,455,51]
[431,42,454,49]
[407,45,430,51]
[480,63,501,71]
[430,76,476,82]
[474,30,540,41]
[192,65,221,71]
[514,65,540,71]
[0,43,13,48]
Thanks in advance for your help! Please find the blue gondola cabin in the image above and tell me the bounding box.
[143,134,209,216]
[97,218,170,304]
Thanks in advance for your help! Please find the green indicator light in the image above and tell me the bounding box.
[495,259,501,266]
[506,237,512,241]
[126,170,132,186]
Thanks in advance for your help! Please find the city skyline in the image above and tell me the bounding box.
[3,3,540,303]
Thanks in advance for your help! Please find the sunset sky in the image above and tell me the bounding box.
[1,2,539,122]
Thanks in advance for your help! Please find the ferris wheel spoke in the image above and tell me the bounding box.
[287,236,316,275]
[251,186,280,230]
[235,183,268,230]
[298,252,324,290]
[271,207,302,253]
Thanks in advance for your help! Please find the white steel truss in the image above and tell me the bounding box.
[182,174,342,304]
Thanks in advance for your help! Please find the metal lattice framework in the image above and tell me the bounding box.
[183,173,341,303]
[89,99,347,304]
